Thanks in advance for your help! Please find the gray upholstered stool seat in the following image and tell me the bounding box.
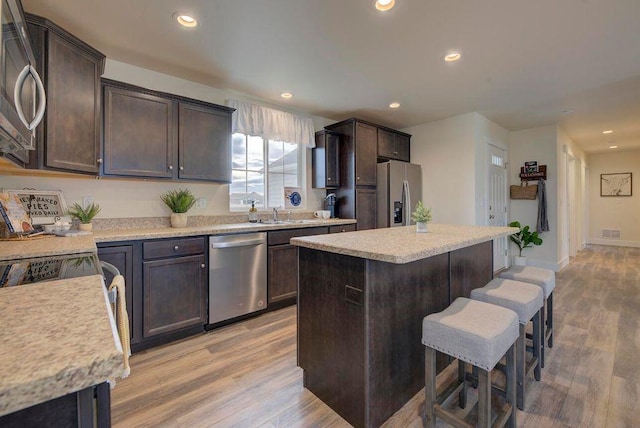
[422,297,519,428]
[471,278,544,410]
[499,265,556,366]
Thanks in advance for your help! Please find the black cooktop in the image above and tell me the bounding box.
[0,253,101,287]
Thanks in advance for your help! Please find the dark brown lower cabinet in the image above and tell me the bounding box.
[355,187,377,230]
[267,227,329,308]
[268,244,298,305]
[142,254,207,338]
[97,244,136,344]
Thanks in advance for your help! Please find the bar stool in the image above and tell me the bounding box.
[470,278,543,410]
[499,265,555,367]
[422,297,519,428]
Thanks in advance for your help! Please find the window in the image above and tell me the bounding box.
[230,133,301,210]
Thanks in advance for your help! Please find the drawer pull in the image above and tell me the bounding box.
[201,263,206,268]
[168,165,173,170]
[174,245,179,251]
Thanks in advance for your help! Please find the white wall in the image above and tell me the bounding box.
[587,149,640,247]
[508,125,559,269]
[0,60,334,218]
[403,113,477,225]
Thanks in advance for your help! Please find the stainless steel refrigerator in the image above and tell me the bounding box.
[376,160,422,228]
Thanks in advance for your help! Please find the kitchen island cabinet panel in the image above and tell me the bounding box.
[178,102,232,182]
[103,83,175,178]
[298,249,366,426]
[449,240,493,301]
[26,14,105,174]
[142,254,207,338]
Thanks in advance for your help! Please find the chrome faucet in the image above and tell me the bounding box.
[272,207,279,221]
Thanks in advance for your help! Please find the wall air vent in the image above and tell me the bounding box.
[601,229,621,239]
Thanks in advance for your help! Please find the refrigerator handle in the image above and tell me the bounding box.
[403,179,411,226]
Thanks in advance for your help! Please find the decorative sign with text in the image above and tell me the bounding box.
[9,190,69,225]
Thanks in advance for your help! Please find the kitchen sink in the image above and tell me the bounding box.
[259,219,323,225]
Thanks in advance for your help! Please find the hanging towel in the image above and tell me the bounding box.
[109,275,131,378]
[536,179,550,233]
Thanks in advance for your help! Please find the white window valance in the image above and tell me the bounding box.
[227,99,315,148]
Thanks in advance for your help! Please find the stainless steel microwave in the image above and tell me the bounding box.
[0,0,46,154]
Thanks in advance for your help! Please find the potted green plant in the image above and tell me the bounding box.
[161,189,197,228]
[67,202,101,232]
[508,221,543,265]
[411,201,432,233]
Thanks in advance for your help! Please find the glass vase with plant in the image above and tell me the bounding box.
[411,201,432,233]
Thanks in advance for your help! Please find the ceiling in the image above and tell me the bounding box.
[22,0,640,153]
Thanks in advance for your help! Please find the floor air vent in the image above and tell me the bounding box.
[602,229,621,239]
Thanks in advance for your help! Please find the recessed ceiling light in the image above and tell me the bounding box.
[602,130,613,134]
[173,12,198,27]
[389,102,400,109]
[609,145,618,149]
[375,0,395,11]
[280,92,293,99]
[444,52,461,62]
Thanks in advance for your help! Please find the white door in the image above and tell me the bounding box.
[488,143,508,272]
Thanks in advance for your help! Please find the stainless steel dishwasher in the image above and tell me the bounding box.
[208,232,267,324]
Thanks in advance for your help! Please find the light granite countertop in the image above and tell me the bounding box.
[92,218,356,243]
[291,223,518,264]
[0,275,124,417]
[0,219,356,261]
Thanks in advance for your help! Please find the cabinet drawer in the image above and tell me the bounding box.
[268,227,328,246]
[143,237,205,259]
[329,224,357,234]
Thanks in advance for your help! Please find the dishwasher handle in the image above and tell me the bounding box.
[210,238,265,249]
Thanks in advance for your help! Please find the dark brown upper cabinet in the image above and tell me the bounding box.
[377,128,410,162]
[102,79,234,182]
[354,122,378,186]
[178,102,231,182]
[25,14,105,174]
[312,130,340,188]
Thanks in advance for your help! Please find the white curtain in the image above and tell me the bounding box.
[227,99,316,148]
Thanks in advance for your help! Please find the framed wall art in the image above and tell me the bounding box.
[600,173,632,197]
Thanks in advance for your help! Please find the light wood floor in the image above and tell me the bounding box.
[111,245,640,427]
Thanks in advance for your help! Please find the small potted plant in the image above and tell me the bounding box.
[161,188,197,228]
[508,221,543,265]
[67,202,101,232]
[411,201,432,233]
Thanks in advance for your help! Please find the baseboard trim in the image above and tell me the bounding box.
[588,239,640,248]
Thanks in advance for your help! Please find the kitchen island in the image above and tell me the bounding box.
[291,224,516,428]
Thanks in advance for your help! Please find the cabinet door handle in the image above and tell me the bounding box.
[357,176,360,180]
[174,245,179,251]
[96,158,103,164]
[393,151,398,155]
[168,165,173,170]
[179,166,184,171]
[200,263,206,269]
[341,228,346,232]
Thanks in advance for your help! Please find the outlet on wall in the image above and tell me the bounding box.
[82,196,94,209]
[195,198,207,209]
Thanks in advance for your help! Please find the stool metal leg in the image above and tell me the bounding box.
[505,343,517,428]
[516,323,526,410]
[533,309,542,382]
[458,360,467,409]
[424,347,436,428]
[540,302,546,368]
[547,292,554,348]
[477,368,491,428]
